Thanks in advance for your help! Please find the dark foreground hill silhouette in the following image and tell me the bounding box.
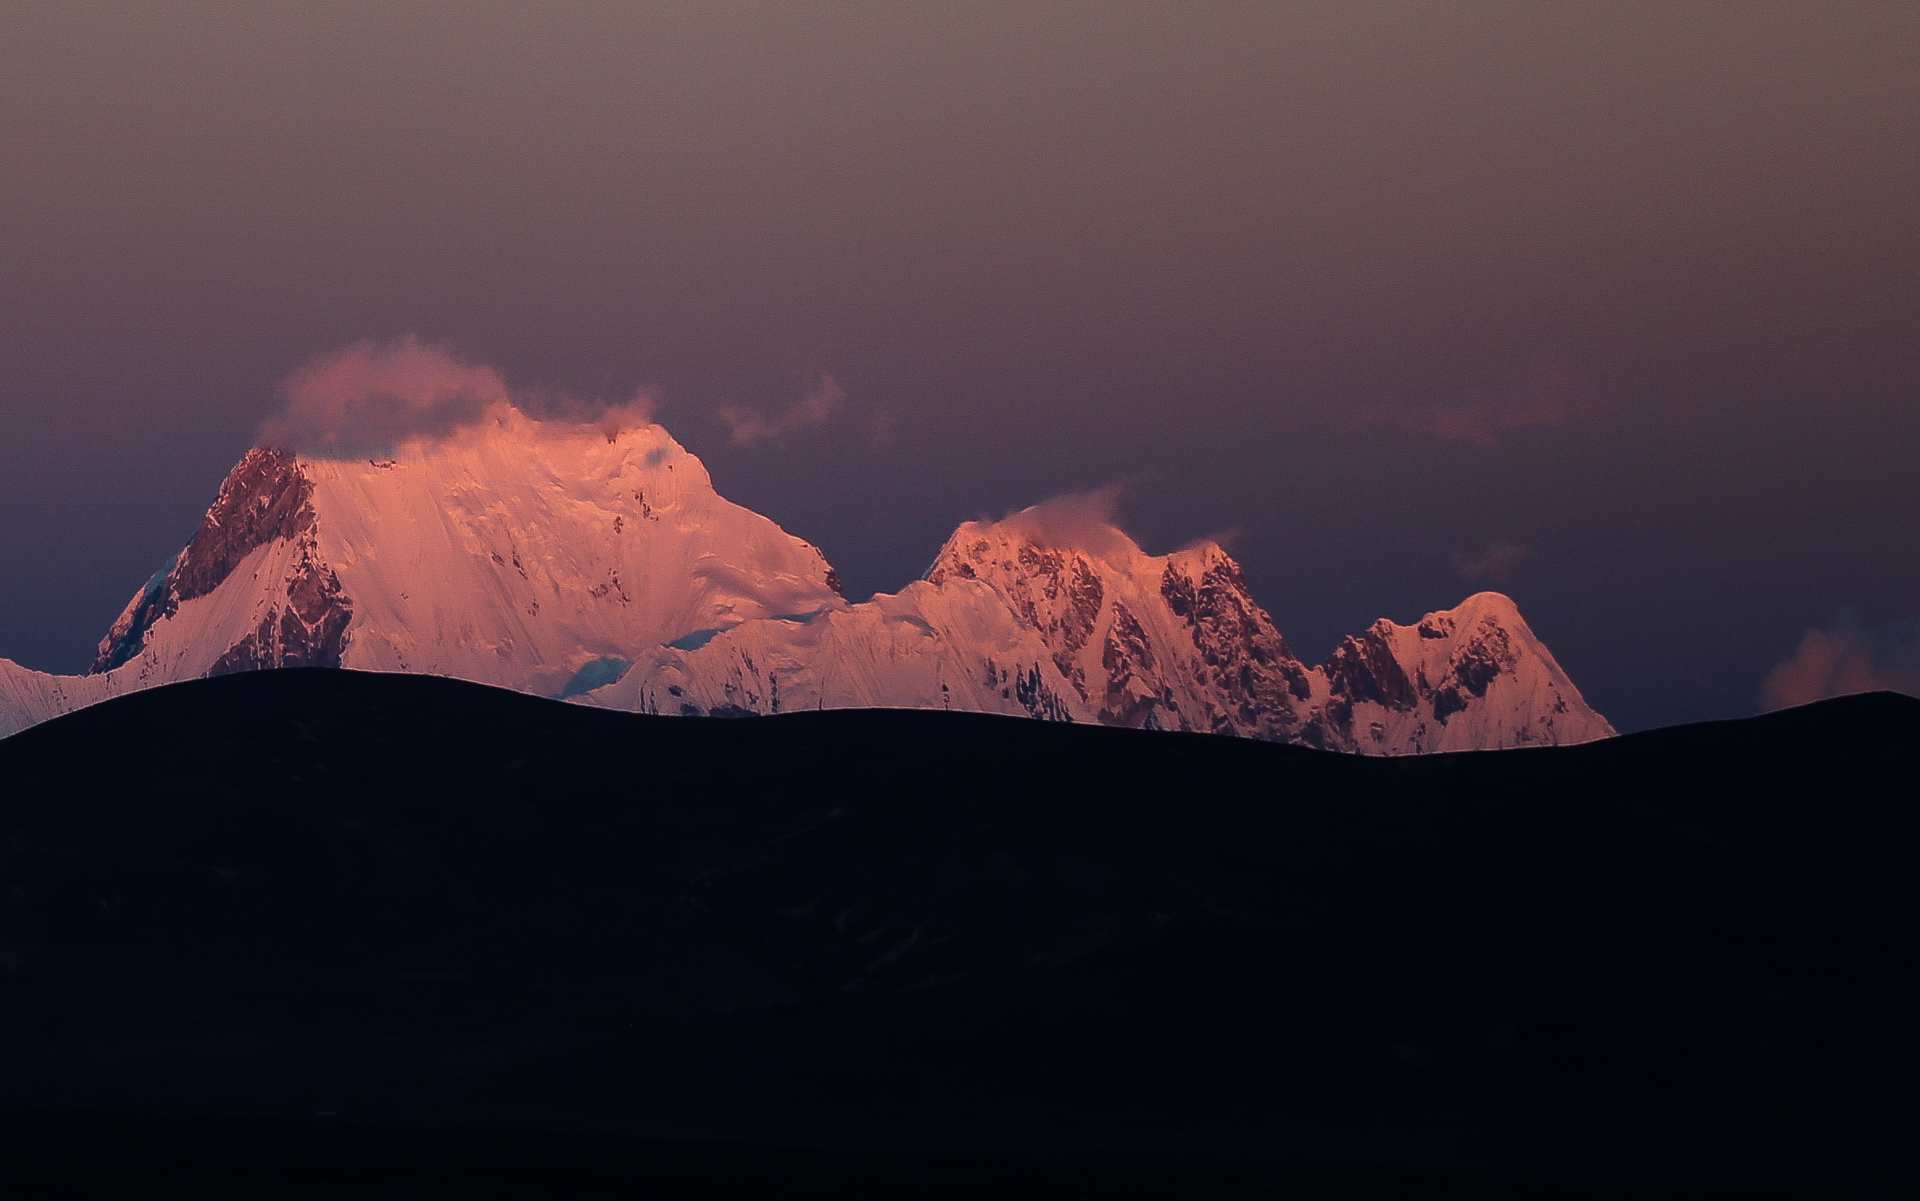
[0,670,1915,1199]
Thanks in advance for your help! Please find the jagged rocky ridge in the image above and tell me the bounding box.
[0,410,1612,750]
[95,448,353,677]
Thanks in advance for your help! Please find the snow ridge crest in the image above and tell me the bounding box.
[3,425,1611,752]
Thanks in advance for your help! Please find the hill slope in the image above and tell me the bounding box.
[0,673,1913,1195]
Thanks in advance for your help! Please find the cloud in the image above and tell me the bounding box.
[719,373,847,446]
[518,384,664,444]
[258,336,510,454]
[515,382,662,434]
[1454,539,1528,584]
[1178,527,1241,554]
[1760,612,1920,710]
[590,390,664,443]
[258,337,665,454]
[986,484,1142,559]
[1368,353,1613,445]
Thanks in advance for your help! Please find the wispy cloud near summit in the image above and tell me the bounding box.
[257,338,663,454]
[258,336,508,455]
[974,484,1143,560]
[719,373,847,446]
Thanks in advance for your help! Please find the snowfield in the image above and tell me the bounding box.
[0,409,1612,751]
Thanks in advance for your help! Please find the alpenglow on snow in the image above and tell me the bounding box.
[0,407,1613,750]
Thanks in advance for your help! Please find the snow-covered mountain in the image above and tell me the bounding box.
[911,517,1611,751]
[0,410,1613,751]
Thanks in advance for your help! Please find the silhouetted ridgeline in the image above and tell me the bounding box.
[0,670,1916,1198]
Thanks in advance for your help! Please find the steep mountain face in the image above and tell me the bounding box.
[94,447,351,679]
[1312,592,1614,752]
[925,524,1319,740]
[0,412,1612,751]
[92,407,841,698]
[914,517,1612,752]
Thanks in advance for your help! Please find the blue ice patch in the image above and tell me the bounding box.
[771,608,824,623]
[558,656,631,698]
[143,553,181,601]
[664,628,724,651]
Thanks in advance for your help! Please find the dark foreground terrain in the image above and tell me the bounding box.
[0,671,1915,1198]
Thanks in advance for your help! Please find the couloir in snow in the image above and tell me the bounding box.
[0,407,1613,750]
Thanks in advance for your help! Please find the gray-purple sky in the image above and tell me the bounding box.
[3,2,1916,732]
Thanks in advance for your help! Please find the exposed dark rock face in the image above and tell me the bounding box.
[94,449,319,673]
[207,539,352,676]
[91,554,180,675]
[1161,556,1312,739]
[173,449,315,601]
[1431,686,1469,722]
[1323,627,1418,712]
[1447,621,1514,699]
[1160,562,1198,620]
[587,569,632,604]
[1098,601,1162,728]
[93,448,353,677]
[1012,663,1075,722]
[1320,625,1423,740]
[1424,619,1518,726]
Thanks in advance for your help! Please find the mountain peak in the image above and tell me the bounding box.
[4,432,1611,753]
[94,447,317,673]
[1318,592,1614,752]
[75,419,842,702]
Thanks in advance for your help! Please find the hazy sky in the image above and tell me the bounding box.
[2,2,1916,732]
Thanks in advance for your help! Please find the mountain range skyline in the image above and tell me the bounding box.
[0,332,1906,739]
[2,12,1915,1194]
[0,372,1612,753]
[1,332,1907,739]
[3,5,1916,734]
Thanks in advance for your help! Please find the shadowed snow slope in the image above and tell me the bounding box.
[0,415,1609,751]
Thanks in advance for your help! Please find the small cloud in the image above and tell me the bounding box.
[1454,539,1528,584]
[1761,611,1920,711]
[1368,353,1613,445]
[259,337,665,454]
[986,484,1141,559]
[594,388,664,443]
[1177,527,1241,554]
[516,383,663,436]
[258,336,509,454]
[719,373,847,446]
